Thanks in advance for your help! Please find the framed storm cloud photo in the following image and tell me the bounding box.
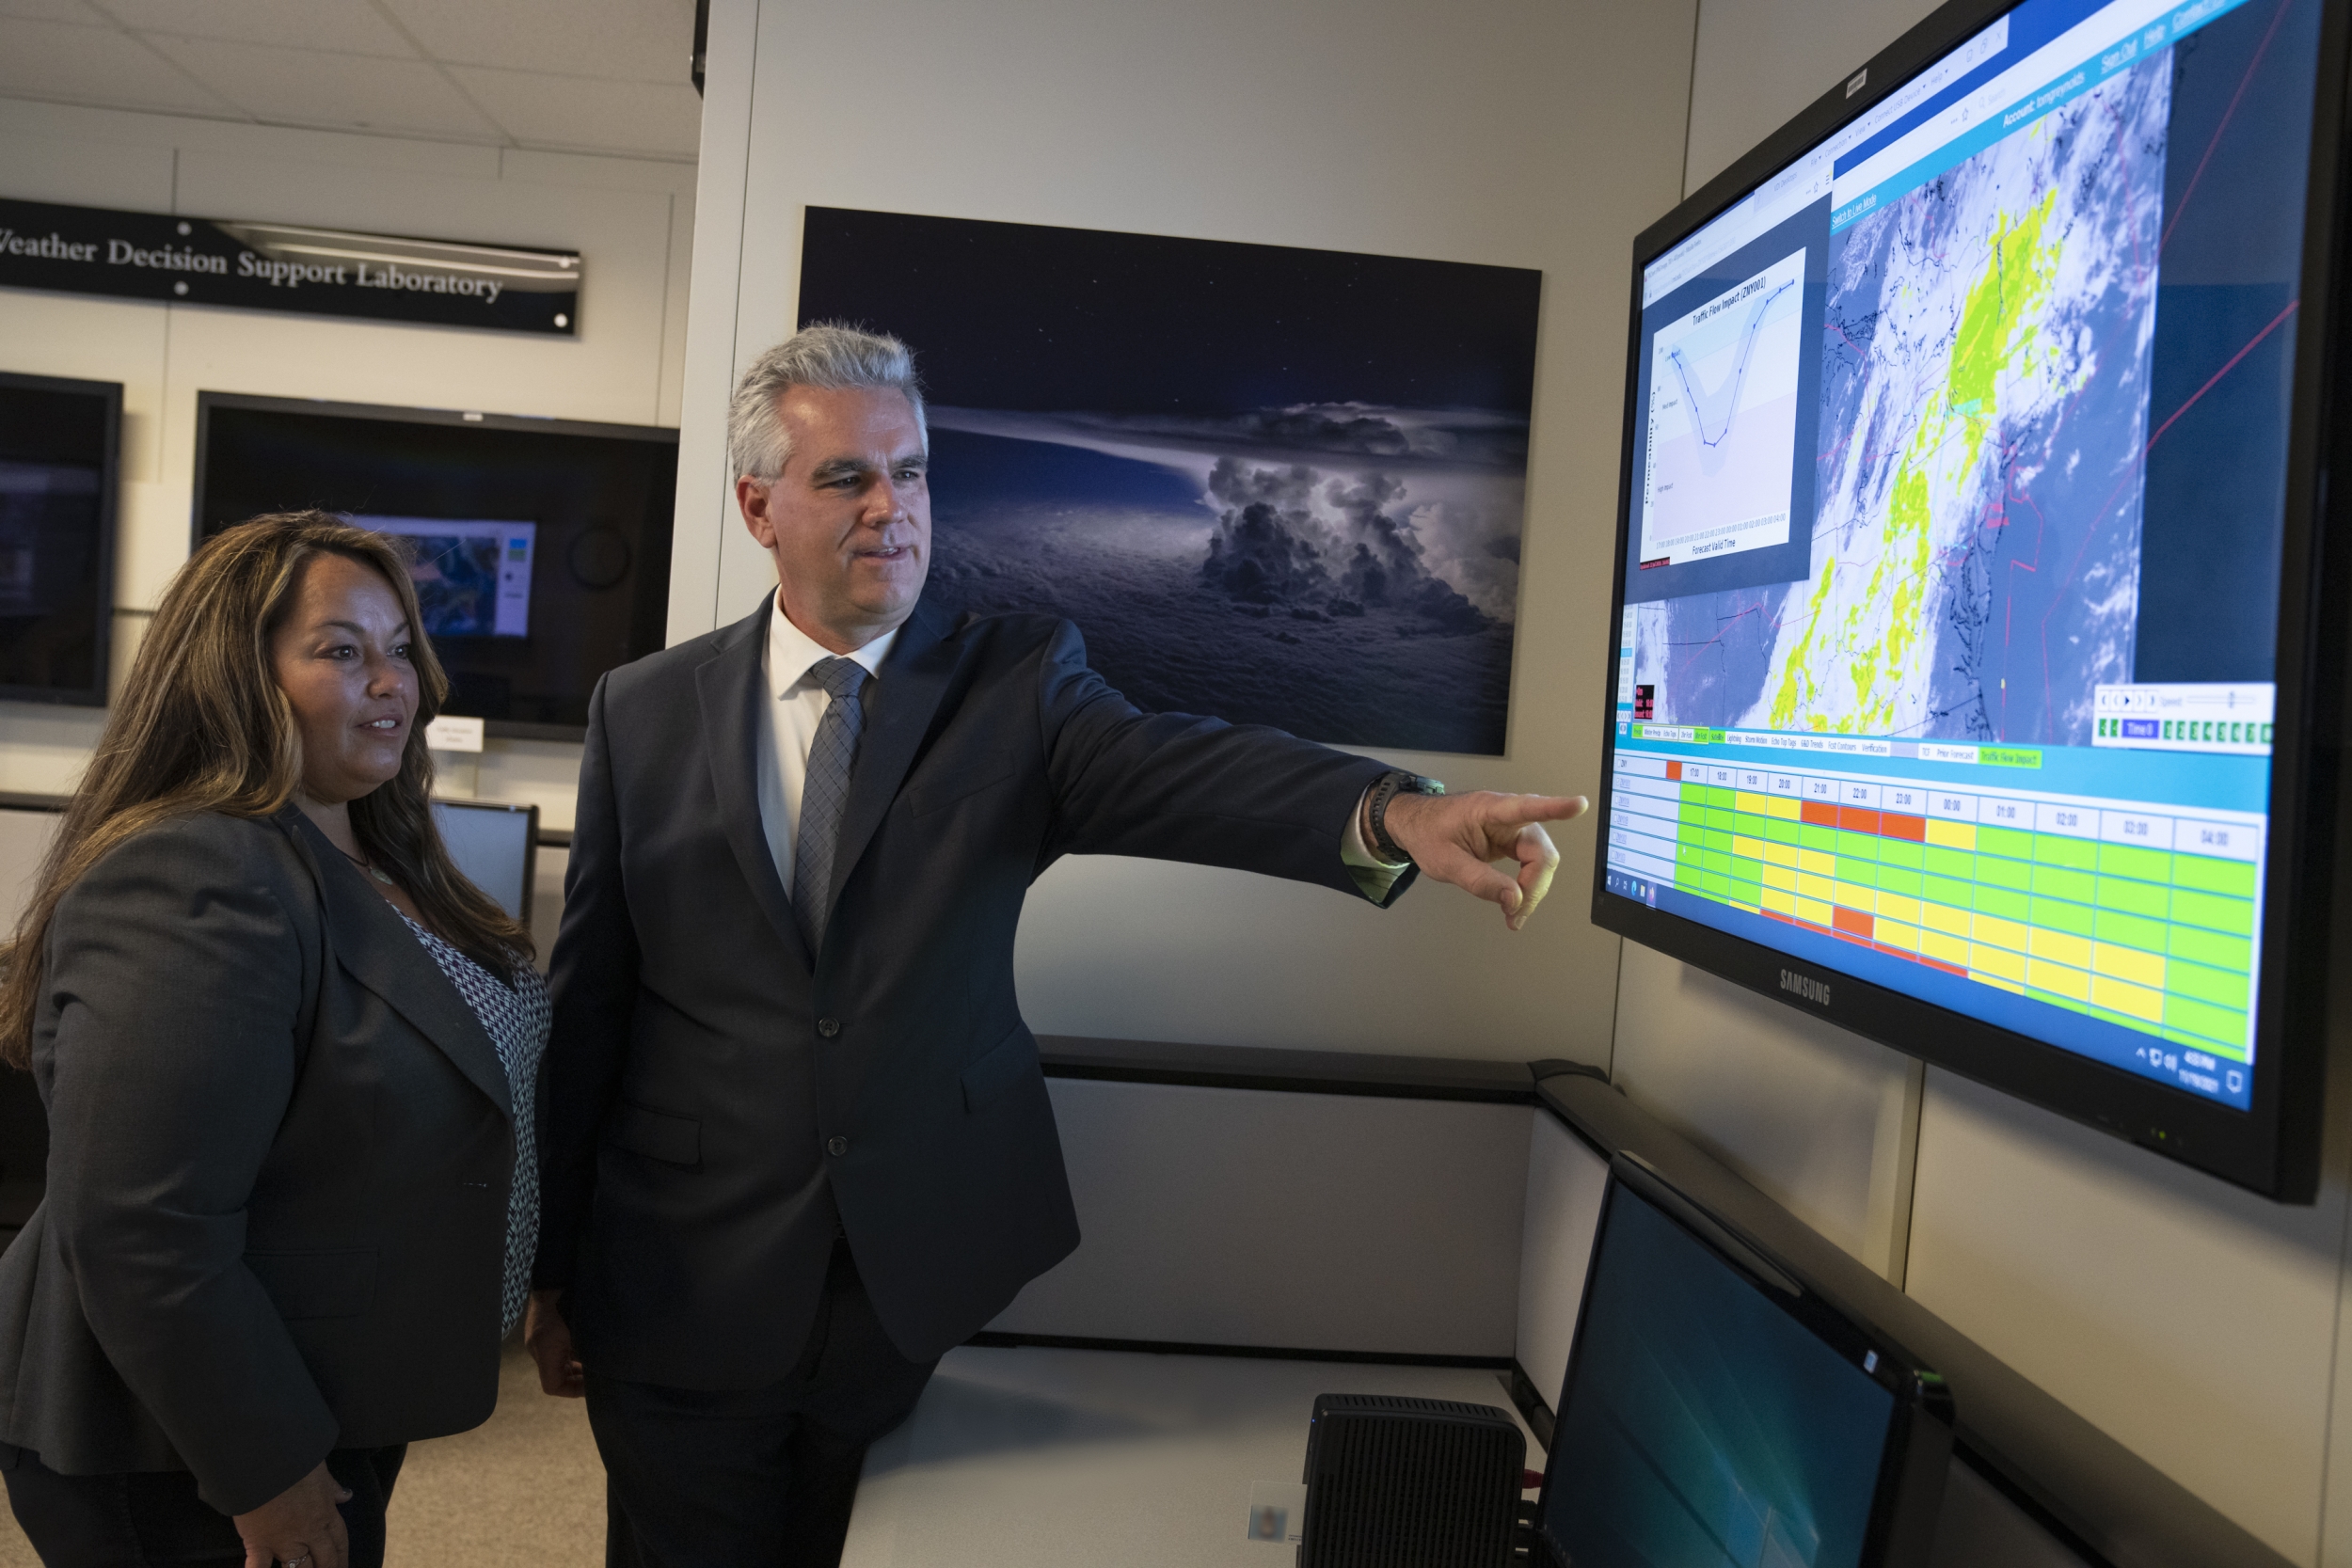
[796,208,1542,755]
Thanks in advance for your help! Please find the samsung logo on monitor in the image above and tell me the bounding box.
[1780,970,1832,1007]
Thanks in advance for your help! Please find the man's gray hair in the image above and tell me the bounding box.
[727,322,927,483]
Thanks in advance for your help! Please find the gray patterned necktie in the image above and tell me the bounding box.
[793,656,868,951]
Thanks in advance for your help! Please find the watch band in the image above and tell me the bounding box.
[1367,769,1444,864]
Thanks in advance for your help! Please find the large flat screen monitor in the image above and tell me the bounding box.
[194,393,676,739]
[1591,0,2348,1197]
[1534,1158,1951,1568]
[0,372,119,706]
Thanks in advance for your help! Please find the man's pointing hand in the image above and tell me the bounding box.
[1375,790,1591,931]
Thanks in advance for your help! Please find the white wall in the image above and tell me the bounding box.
[1613,949,1923,1280]
[0,94,698,828]
[677,0,1697,1064]
[1516,1109,1613,1407]
[1606,3,2352,1561]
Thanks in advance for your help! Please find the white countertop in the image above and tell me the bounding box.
[843,1345,1542,1568]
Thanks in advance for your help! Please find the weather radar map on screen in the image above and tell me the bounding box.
[357,515,537,640]
[1603,0,2323,1114]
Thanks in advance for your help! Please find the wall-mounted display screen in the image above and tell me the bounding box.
[1592,0,2346,1196]
[194,394,676,738]
[0,372,119,706]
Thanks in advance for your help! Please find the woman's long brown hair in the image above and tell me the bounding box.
[0,511,533,1069]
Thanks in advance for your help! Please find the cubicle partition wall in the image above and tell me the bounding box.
[1000,1040,2282,1568]
[987,1040,1539,1361]
[1514,1106,1612,1432]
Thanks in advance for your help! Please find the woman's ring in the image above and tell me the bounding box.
[281,1556,310,1567]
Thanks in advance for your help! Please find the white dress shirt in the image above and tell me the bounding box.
[752,589,1406,897]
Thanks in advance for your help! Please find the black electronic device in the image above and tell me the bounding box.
[1533,1157,1952,1568]
[0,371,119,706]
[1300,1393,1527,1568]
[0,1060,44,1248]
[1588,0,2350,1198]
[193,392,677,739]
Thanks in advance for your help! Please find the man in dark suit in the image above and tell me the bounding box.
[528,325,1585,1566]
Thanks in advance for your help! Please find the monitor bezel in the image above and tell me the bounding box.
[0,369,121,710]
[1587,0,2352,1201]
[191,389,680,743]
[1531,1156,1952,1568]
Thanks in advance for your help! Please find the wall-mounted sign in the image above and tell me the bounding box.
[0,197,580,336]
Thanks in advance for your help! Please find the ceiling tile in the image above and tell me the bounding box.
[0,17,235,115]
[143,36,505,140]
[447,66,698,159]
[89,0,419,56]
[375,0,693,84]
[0,0,108,22]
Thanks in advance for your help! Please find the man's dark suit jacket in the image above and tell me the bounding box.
[537,595,1407,1388]
[0,809,518,1514]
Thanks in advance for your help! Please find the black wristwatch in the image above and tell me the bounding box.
[1366,770,1445,865]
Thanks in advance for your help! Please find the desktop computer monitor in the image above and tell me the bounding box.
[431,799,538,923]
[1534,1158,1951,1568]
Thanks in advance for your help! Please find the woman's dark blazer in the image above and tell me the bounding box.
[0,806,517,1515]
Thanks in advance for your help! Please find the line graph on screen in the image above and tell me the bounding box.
[1641,248,1807,568]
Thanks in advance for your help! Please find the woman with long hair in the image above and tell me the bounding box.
[0,513,547,1568]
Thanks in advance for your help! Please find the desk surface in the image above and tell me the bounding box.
[843,1346,1539,1568]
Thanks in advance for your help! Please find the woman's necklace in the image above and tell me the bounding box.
[335,841,397,887]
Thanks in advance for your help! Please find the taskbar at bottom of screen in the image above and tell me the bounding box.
[1603,868,2253,1112]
